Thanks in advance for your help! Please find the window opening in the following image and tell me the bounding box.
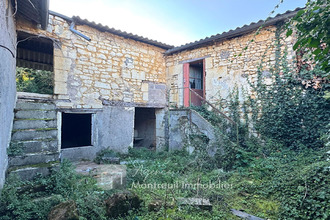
[61,113,92,148]
[16,31,54,94]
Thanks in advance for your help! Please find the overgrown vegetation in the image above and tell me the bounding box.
[1,2,329,219]
[0,161,107,220]
[16,67,53,94]
[1,146,328,219]
[286,0,329,73]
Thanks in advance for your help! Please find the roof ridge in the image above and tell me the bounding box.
[164,7,303,55]
[72,16,174,49]
[49,11,174,50]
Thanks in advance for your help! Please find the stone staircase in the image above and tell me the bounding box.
[8,98,60,180]
[169,109,224,156]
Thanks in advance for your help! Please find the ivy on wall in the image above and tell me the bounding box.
[248,24,329,150]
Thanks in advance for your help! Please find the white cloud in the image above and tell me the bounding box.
[50,0,194,46]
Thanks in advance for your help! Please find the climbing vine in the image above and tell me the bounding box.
[248,24,330,150]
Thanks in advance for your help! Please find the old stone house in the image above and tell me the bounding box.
[0,0,299,185]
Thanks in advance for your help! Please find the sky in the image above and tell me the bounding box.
[49,0,306,46]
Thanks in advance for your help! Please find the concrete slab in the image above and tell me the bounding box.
[74,161,126,190]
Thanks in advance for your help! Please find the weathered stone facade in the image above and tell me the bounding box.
[17,14,167,109]
[0,0,16,188]
[3,7,298,181]
[15,13,169,158]
[166,27,296,108]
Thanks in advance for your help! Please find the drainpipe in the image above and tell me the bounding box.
[69,22,91,41]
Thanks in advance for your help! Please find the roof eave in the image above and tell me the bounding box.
[164,8,300,55]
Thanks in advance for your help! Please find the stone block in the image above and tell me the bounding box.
[11,129,57,141]
[54,82,68,95]
[9,163,59,181]
[15,102,55,110]
[143,92,148,101]
[56,102,73,108]
[9,153,60,167]
[11,140,58,154]
[54,69,68,82]
[15,110,57,120]
[13,119,57,130]
[54,56,72,71]
[141,83,148,92]
[95,81,110,89]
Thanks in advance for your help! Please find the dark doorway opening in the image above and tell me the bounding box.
[184,59,205,107]
[134,108,156,148]
[61,113,92,149]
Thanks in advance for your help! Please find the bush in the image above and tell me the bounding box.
[16,67,53,94]
[0,161,107,220]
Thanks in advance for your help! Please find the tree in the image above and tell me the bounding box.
[286,0,330,75]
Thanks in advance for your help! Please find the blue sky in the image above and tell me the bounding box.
[50,0,306,46]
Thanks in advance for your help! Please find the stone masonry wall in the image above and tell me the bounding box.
[16,14,167,109]
[165,26,295,109]
[0,0,16,189]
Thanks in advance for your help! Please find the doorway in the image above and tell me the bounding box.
[183,59,205,107]
[134,108,156,148]
[61,113,92,148]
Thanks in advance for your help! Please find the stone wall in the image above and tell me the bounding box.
[0,0,16,189]
[15,13,168,155]
[16,14,167,109]
[165,26,295,108]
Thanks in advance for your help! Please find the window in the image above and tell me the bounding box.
[61,113,92,148]
[16,32,54,94]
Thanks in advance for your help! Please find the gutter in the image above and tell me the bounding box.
[40,0,49,30]
[70,22,91,41]
[49,10,91,41]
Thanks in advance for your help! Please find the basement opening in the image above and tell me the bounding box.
[134,108,156,149]
[61,113,92,149]
[16,31,54,94]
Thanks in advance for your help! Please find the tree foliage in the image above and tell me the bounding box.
[286,0,330,74]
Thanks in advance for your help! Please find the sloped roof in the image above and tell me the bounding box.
[73,16,174,50]
[49,8,302,52]
[165,8,302,55]
[49,11,173,50]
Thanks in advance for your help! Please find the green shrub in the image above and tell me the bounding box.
[16,67,53,94]
[0,161,107,220]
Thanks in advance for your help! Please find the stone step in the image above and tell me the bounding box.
[9,153,60,167]
[15,109,57,120]
[13,119,57,130]
[11,129,57,141]
[10,140,58,154]
[8,162,59,181]
[16,101,56,110]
